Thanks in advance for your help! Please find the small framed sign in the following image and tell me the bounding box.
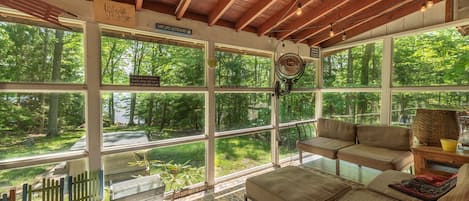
[155,23,192,36]
[130,75,160,87]
[310,47,320,58]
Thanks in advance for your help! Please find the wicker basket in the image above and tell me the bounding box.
[412,109,460,147]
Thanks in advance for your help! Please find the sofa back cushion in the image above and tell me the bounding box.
[357,125,412,151]
[317,118,356,142]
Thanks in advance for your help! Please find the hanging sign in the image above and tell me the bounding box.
[130,75,160,87]
[310,47,320,58]
[94,0,136,28]
[155,23,192,36]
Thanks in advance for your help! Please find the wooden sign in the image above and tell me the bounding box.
[94,0,136,28]
[130,75,160,87]
[310,47,320,58]
[155,23,192,36]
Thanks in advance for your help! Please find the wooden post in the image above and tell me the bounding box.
[9,188,15,201]
[22,184,27,201]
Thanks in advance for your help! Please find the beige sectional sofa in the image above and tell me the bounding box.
[297,118,414,174]
[245,163,469,201]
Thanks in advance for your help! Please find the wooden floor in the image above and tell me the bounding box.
[175,155,410,200]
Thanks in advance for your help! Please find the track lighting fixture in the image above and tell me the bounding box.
[296,2,303,16]
[329,23,334,37]
[420,4,427,12]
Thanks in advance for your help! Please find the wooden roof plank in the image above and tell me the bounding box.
[235,0,276,32]
[257,0,315,36]
[293,0,383,43]
[276,0,349,40]
[136,0,143,11]
[208,0,235,26]
[320,0,443,47]
[308,0,410,46]
[175,0,191,20]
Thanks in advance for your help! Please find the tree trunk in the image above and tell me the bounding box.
[40,29,49,133]
[357,43,374,116]
[128,41,145,126]
[47,30,64,137]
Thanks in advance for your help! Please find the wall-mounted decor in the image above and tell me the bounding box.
[130,75,160,87]
[94,0,136,28]
[155,23,192,36]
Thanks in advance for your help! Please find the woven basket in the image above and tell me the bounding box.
[412,109,460,147]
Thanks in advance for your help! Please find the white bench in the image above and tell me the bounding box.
[110,174,165,201]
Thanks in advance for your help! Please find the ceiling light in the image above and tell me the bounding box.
[342,31,347,41]
[329,23,334,37]
[296,3,303,16]
[426,0,433,8]
[420,4,427,12]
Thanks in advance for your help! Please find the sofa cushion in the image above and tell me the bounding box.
[246,166,351,201]
[439,163,469,201]
[337,144,414,171]
[367,170,421,201]
[317,118,356,141]
[357,125,412,151]
[338,188,398,201]
[297,137,355,159]
[455,163,469,186]
[438,180,469,201]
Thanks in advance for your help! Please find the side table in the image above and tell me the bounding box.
[412,145,469,176]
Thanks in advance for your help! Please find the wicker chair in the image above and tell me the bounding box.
[412,109,460,147]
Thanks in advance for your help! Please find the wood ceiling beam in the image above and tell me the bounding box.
[208,0,235,26]
[175,0,191,20]
[235,0,276,32]
[319,0,443,47]
[276,0,349,40]
[257,0,315,36]
[135,0,143,11]
[293,0,383,43]
[307,0,409,46]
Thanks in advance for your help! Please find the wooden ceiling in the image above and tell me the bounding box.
[113,0,443,48]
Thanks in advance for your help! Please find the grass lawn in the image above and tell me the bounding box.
[1,127,282,195]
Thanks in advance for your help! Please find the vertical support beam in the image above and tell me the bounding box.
[315,50,323,120]
[84,22,103,195]
[272,62,280,167]
[205,41,216,188]
[381,37,392,125]
[445,0,453,22]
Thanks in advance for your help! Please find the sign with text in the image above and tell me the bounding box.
[155,23,192,36]
[130,75,160,87]
[94,0,136,28]
[310,47,320,58]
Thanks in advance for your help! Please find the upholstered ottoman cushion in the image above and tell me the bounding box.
[367,170,421,201]
[338,188,398,201]
[297,137,355,159]
[246,166,351,201]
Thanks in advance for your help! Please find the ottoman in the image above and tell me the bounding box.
[245,166,351,201]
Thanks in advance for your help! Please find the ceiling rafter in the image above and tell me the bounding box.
[175,0,191,20]
[208,0,235,26]
[235,0,276,32]
[276,0,349,41]
[135,0,143,11]
[293,0,383,43]
[307,0,409,46]
[114,0,257,33]
[320,0,443,47]
[257,0,315,36]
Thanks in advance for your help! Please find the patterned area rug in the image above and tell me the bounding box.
[186,165,364,201]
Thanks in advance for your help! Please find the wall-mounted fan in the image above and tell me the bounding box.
[275,53,305,96]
